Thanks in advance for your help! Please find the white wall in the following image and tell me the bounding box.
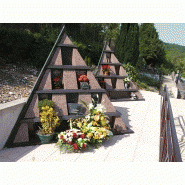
[0,98,27,150]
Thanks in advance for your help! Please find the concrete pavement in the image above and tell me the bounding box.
[0,90,161,162]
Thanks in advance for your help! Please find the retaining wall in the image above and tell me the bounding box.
[0,98,27,150]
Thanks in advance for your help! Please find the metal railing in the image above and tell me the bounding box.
[159,85,182,162]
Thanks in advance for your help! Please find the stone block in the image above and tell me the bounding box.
[110,65,116,74]
[50,47,62,65]
[116,79,125,89]
[101,94,116,113]
[119,67,128,76]
[114,117,127,132]
[25,94,39,118]
[87,71,101,89]
[105,79,113,89]
[63,71,78,89]
[59,33,73,45]
[52,94,68,116]
[72,49,86,66]
[14,123,29,143]
[78,94,92,114]
[111,54,119,64]
[38,69,52,90]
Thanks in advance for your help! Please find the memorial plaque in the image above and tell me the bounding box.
[68,103,83,115]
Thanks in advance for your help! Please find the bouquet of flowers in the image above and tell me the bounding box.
[123,77,130,84]
[102,65,110,73]
[56,99,113,153]
[53,77,61,87]
[78,74,89,82]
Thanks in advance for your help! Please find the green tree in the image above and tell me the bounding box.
[139,23,166,67]
[115,23,139,65]
[102,23,119,48]
[124,23,139,65]
[115,23,128,63]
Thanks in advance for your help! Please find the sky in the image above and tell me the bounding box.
[154,23,185,46]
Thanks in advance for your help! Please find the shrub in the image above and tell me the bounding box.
[38,99,54,112]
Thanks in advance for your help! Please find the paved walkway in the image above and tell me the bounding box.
[161,75,185,161]
[170,97,185,162]
[161,75,178,98]
[0,90,161,162]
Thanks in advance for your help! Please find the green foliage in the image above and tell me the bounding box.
[115,23,128,63]
[163,42,185,77]
[122,63,138,82]
[122,63,160,91]
[38,99,54,112]
[115,23,139,66]
[0,25,54,68]
[139,23,166,67]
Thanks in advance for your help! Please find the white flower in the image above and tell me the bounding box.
[88,103,94,110]
[95,104,106,113]
[85,114,91,121]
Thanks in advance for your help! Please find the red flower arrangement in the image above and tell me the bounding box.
[58,128,88,151]
[102,65,110,75]
[53,77,61,87]
[78,74,89,82]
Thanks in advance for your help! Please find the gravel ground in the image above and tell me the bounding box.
[0,62,40,104]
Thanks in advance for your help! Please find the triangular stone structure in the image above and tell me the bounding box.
[5,27,133,148]
[95,44,145,101]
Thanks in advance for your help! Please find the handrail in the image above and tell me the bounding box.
[159,85,182,162]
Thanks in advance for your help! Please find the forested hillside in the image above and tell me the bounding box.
[163,42,185,77]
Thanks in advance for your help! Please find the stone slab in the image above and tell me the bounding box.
[119,66,128,76]
[25,94,39,118]
[63,71,78,89]
[72,49,86,66]
[105,78,113,89]
[52,94,68,116]
[87,71,101,89]
[50,47,62,65]
[101,94,116,113]
[78,94,92,114]
[116,79,125,89]
[14,123,29,143]
[38,69,52,90]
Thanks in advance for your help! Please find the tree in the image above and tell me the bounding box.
[102,23,120,49]
[139,23,166,67]
[115,23,139,65]
[123,23,139,65]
